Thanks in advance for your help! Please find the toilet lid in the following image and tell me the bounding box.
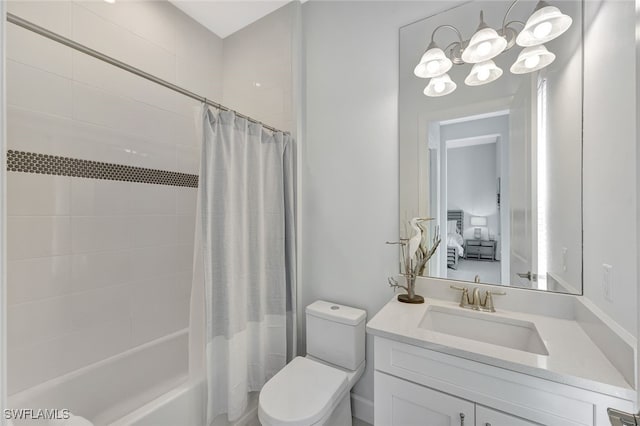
[259,356,349,426]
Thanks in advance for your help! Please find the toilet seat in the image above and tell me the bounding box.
[258,356,349,426]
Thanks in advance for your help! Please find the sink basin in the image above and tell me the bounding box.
[418,305,549,356]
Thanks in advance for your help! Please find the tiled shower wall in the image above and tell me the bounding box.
[6,0,223,394]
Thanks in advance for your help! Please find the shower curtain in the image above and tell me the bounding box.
[195,106,296,423]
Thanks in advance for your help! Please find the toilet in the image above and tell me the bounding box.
[258,300,366,426]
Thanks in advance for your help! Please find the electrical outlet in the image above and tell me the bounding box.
[603,264,613,302]
[562,247,568,272]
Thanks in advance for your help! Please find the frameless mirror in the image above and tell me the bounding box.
[399,0,583,294]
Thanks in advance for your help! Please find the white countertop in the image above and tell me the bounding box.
[366,296,635,401]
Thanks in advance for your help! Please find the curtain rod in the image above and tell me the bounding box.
[6,12,288,135]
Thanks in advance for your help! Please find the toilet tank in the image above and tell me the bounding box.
[306,301,366,370]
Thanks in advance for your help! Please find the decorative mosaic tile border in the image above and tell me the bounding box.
[7,150,199,188]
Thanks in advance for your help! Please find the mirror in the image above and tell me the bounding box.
[399,0,583,294]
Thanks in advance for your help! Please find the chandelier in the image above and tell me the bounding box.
[414,0,572,97]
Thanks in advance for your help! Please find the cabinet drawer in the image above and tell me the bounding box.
[479,247,494,255]
[374,371,474,426]
[477,405,540,426]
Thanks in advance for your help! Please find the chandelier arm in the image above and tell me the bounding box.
[505,20,526,29]
[443,41,463,63]
[501,0,523,33]
[430,24,464,46]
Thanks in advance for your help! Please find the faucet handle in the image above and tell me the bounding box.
[450,285,469,307]
[483,289,506,312]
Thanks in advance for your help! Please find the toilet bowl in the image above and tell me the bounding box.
[258,301,366,426]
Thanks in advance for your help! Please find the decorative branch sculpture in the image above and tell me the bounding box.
[386,218,441,304]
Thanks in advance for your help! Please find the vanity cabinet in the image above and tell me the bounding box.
[373,336,633,426]
[376,372,534,426]
[375,372,474,425]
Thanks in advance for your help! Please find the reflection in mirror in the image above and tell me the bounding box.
[399,0,583,295]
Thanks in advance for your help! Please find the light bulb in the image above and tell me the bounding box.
[524,55,541,69]
[476,41,492,57]
[533,22,552,39]
[434,81,446,93]
[476,68,490,81]
[426,61,440,74]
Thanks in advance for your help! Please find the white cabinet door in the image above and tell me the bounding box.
[476,406,539,426]
[375,372,474,426]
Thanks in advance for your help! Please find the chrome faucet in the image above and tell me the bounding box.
[450,285,506,312]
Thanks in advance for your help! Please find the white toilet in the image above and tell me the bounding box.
[258,300,366,426]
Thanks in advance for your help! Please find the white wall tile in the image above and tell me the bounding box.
[129,183,176,216]
[176,145,199,174]
[8,296,74,349]
[221,3,293,132]
[174,9,223,101]
[175,188,197,216]
[73,1,177,54]
[70,284,131,329]
[8,318,132,393]
[129,274,190,314]
[120,138,177,171]
[131,298,189,346]
[70,119,153,166]
[8,216,71,260]
[129,246,179,282]
[7,107,76,155]
[7,1,72,37]
[71,179,131,216]
[130,215,177,248]
[72,51,187,117]
[71,251,132,292]
[8,173,70,216]
[127,271,192,345]
[175,215,196,246]
[7,60,73,118]
[5,0,225,394]
[8,256,73,305]
[174,244,194,274]
[72,82,180,148]
[71,216,131,253]
[72,3,175,83]
[7,24,73,78]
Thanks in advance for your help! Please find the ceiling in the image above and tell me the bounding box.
[169,0,295,39]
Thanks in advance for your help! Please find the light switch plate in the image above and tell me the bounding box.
[603,264,613,302]
[562,247,568,272]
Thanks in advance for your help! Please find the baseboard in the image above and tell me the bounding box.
[351,393,374,425]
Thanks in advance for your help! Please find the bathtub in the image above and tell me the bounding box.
[8,329,201,426]
[109,379,205,426]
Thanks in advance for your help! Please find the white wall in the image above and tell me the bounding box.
[301,0,460,416]
[222,2,296,133]
[583,0,637,336]
[5,0,222,394]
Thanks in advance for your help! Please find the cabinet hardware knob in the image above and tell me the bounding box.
[485,423,492,426]
[459,412,465,425]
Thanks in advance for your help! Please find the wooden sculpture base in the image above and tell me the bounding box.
[397,294,424,304]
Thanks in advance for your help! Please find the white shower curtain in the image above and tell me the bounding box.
[195,106,296,423]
